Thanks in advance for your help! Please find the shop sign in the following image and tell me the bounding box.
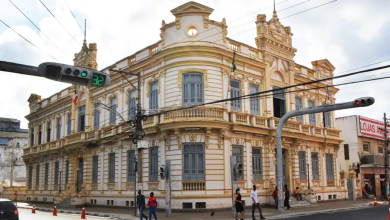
[358,116,390,140]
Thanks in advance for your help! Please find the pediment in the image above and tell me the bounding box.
[311,59,335,71]
[171,1,214,16]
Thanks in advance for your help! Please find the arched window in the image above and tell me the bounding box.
[183,73,204,106]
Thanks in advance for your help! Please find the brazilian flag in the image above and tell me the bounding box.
[232,51,237,72]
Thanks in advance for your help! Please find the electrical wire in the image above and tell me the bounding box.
[7,0,68,56]
[62,0,84,34]
[0,20,60,61]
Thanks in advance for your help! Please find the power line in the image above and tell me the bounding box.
[38,0,80,46]
[62,0,84,34]
[7,0,68,56]
[0,20,60,61]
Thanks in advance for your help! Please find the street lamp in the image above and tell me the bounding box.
[307,163,310,190]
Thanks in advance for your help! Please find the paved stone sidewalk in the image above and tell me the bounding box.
[15,199,379,220]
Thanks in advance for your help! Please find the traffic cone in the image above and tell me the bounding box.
[81,206,86,219]
[374,197,378,207]
[32,205,36,214]
[53,205,57,216]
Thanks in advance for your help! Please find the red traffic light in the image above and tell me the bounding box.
[355,100,360,105]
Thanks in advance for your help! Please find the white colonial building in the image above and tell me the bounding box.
[23,2,345,209]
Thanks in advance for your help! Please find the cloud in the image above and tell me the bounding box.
[1,0,390,128]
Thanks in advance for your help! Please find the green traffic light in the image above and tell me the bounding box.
[81,71,87,77]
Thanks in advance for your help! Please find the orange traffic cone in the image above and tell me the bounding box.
[32,205,36,214]
[53,205,57,216]
[81,206,86,219]
[374,197,378,207]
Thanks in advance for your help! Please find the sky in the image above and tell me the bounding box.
[0,0,389,128]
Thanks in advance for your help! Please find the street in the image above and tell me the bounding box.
[18,208,111,220]
[289,205,388,220]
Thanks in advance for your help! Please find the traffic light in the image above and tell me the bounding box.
[38,62,111,87]
[234,162,243,179]
[352,97,375,107]
[160,165,167,180]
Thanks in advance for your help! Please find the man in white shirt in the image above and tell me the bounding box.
[251,184,265,219]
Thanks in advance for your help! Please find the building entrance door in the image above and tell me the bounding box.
[77,158,83,193]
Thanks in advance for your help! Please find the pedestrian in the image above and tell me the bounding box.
[284,185,290,210]
[294,187,303,201]
[250,184,266,220]
[272,187,278,209]
[136,190,148,220]
[13,191,18,206]
[147,192,158,220]
[234,188,244,220]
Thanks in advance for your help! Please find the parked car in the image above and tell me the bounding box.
[0,198,19,220]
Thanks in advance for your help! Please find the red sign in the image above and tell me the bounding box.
[358,116,390,140]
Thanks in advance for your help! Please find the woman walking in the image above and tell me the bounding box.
[234,188,245,220]
[147,192,158,220]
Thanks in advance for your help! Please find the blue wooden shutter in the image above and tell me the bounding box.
[92,156,99,184]
[150,148,159,182]
[183,143,205,181]
[150,82,159,110]
[295,97,303,122]
[127,151,135,182]
[308,101,316,125]
[252,148,262,180]
[324,112,331,128]
[128,91,136,119]
[230,80,241,111]
[299,151,306,180]
[94,104,100,129]
[78,106,86,131]
[109,153,115,183]
[233,145,243,180]
[326,154,334,180]
[250,85,260,115]
[311,153,319,180]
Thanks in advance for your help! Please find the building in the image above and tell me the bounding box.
[23,2,344,209]
[0,118,28,186]
[336,115,389,198]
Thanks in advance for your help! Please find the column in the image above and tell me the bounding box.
[264,63,272,117]
[100,149,104,191]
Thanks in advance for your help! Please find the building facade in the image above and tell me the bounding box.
[336,115,389,198]
[23,2,344,209]
[0,118,28,186]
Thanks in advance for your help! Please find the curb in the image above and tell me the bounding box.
[17,206,113,218]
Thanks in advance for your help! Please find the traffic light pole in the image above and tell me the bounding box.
[230,156,237,218]
[275,97,375,213]
[165,160,171,217]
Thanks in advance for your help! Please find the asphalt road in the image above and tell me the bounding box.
[289,205,388,220]
[18,208,111,220]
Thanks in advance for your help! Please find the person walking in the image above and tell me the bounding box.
[284,185,290,210]
[13,191,18,206]
[136,190,148,220]
[251,185,266,220]
[234,188,245,220]
[272,187,278,209]
[147,192,158,220]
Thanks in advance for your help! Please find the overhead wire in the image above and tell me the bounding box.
[0,20,60,61]
[7,0,68,56]
[62,0,84,34]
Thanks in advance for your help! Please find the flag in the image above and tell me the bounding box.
[232,51,237,72]
[73,89,78,105]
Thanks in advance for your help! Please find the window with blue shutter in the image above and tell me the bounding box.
[230,80,241,111]
[128,90,136,119]
[36,164,40,186]
[250,84,260,115]
[78,106,86,132]
[295,97,303,122]
[108,153,115,183]
[150,82,159,110]
[233,145,243,180]
[56,117,61,140]
[150,148,159,182]
[29,166,33,186]
[273,86,286,118]
[44,163,49,185]
[127,151,135,182]
[110,98,117,125]
[65,160,69,184]
[308,101,316,126]
[183,73,204,106]
[67,114,72,135]
[46,121,51,142]
[54,161,59,185]
[92,156,99,184]
[326,154,334,180]
[324,111,331,128]
[311,153,319,180]
[299,151,306,180]
[38,125,42,145]
[183,143,205,181]
[252,148,262,180]
[93,103,100,129]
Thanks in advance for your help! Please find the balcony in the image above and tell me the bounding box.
[161,107,226,124]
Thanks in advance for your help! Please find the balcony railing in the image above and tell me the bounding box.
[182,181,205,191]
[162,107,225,123]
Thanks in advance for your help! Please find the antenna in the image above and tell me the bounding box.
[274,0,276,12]
[83,19,86,44]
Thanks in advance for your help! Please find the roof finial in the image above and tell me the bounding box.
[272,0,278,19]
[83,19,87,46]
[274,0,276,12]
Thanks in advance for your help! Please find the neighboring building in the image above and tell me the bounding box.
[23,2,343,209]
[0,118,28,186]
[336,115,389,198]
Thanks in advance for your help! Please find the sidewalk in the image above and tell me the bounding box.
[16,199,380,220]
